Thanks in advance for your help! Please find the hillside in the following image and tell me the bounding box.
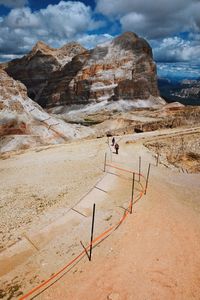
[0,68,93,153]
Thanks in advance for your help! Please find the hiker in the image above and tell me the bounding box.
[112,137,115,146]
[115,143,119,154]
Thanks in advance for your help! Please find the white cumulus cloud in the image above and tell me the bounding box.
[0,0,199,65]
[77,33,113,49]
[0,1,106,60]
[152,37,200,63]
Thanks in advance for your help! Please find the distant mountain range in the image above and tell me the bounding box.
[158,77,200,106]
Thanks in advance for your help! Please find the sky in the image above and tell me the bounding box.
[0,0,200,80]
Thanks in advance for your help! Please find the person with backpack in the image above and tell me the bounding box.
[112,137,115,146]
[115,143,119,154]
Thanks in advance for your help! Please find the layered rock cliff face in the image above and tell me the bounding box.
[5,32,163,108]
[0,68,93,153]
[4,41,86,107]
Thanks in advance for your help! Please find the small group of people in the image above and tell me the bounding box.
[111,137,119,154]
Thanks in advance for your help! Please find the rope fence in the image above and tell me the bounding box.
[19,151,150,300]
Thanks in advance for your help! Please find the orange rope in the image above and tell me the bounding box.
[19,168,145,300]
[106,163,145,179]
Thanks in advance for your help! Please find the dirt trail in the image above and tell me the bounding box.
[1,129,200,299]
[0,136,143,299]
[38,133,200,300]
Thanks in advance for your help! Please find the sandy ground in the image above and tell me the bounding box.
[0,128,200,299]
[39,135,200,300]
[0,139,107,251]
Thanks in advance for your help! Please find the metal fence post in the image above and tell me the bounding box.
[104,153,107,172]
[144,163,151,195]
[130,172,135,214]
[139,156,141,182]
[89,203,96,261]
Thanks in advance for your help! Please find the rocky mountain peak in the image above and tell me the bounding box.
[114,31,139,44]
[57,42,86,63]
[27,40,86,63]
[29,41,56,59]
[3,31,163,108]
[29,40,86,59]
[60,41,86,53]
[113,31,152,56]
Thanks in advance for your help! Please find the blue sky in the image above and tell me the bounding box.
[0,0,199,80]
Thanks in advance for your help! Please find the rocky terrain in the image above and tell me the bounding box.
[158,78,200,105]
[1,64,200,155]
[145,130,200,173]
[53,101,200,138]
[0,68,93,154]
[4,32,164,108]
[0,31,199,159]
[0,31,169,154]
[173,79,200,100]
[3,41,86,107]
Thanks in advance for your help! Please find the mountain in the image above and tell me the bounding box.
[0,68,93,153]
[158,78,200,105]
[4,32,164,108]
[175,79,200,100]
[3,41,86,107]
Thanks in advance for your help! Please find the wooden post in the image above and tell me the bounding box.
[104,153,107,172]
[130,172,135,214]
[144,163,151,195]
[139,156,141,182]
[89,203,96,261]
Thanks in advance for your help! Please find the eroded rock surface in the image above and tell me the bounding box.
[4,32,163,108]
[4,41,86,107]
[0,68,93,153]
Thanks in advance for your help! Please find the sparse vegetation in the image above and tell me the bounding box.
[145,132,200,173]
